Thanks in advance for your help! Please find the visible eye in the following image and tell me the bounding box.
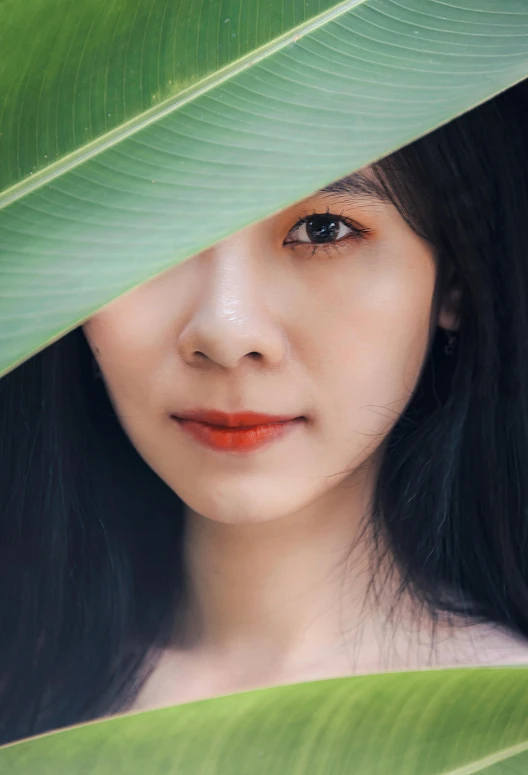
[284,212,366,251]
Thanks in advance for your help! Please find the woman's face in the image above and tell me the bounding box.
[83,168,457,524]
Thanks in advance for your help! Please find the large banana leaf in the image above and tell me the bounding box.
[2,668,528,773]
[1,0,528,377]
[2,2,528,773]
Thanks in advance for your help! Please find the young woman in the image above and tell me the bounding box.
[2,78,528,747]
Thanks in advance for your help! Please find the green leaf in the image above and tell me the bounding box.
[2,668,528,773]
[1,0,527,378]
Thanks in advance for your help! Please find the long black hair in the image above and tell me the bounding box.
[1,78,528,747]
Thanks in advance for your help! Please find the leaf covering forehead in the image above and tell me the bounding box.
[0,0,527,377]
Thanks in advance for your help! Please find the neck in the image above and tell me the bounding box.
[180,462,411,676]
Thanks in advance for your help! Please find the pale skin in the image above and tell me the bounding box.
[83,168,528,715]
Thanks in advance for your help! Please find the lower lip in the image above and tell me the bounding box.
[173,417,303,453]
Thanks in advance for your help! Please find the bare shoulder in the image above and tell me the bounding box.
[447,620,528,667]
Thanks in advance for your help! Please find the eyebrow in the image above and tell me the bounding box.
[317,170,390,202]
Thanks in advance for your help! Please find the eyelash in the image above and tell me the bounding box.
[283,207,370,258]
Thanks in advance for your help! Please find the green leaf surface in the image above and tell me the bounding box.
[2,669,528,774]
[1,0,528,376]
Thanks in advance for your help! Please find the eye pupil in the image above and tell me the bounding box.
[306,215,339,243]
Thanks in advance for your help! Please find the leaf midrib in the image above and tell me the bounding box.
[441,739,528,775]
[0,0,366,212]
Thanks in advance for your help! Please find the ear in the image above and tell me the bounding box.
[437,275,461,332]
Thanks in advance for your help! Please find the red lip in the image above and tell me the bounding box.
[172,410,305,452]
[173,410,302,428]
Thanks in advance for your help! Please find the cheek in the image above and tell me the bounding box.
[83,263,192,380]
[83,296,170,415]
[314,249,436,440]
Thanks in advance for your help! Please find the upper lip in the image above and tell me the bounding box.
[173,410,303,427]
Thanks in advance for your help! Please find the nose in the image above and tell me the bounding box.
[177,233,288,371]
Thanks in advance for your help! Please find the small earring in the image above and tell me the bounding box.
[444,331,457,356]
[92,355,102,380]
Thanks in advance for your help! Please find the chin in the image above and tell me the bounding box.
[176,478,311,526]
